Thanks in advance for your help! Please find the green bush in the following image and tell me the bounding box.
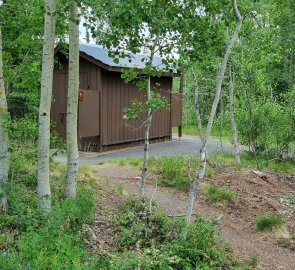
[0,190,97,270]
[151,157,192,190]
[111,198,249,270]
[203,185,235,205]
[255,214,284,232]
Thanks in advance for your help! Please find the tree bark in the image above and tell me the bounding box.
[0,25,9,212]
[140,49,155,197]
[191,68,204,142]
[229,64,241,165]
[65,1,79,198]
[186,0,243,224]
[37,0,56,211]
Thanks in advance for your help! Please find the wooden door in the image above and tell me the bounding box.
[78,90,100,138]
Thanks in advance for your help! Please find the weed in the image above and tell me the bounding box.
[117,185,127,195]
[255,214,288,237]
[247,255,260,268]
[278,237,295,251]
[110,198,250,270]
[202,184,235,205]
[153,157,192,190]
[280,193,295,217]
[110,158,142,167]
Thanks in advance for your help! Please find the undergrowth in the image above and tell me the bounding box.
[105,198,253,270]
[255,214,288,237]
[202,185,235,205]
[0,143,99,269]
[108,151,295,193]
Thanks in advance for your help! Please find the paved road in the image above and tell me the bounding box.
[53,135,246,165]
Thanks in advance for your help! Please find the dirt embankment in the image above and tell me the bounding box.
[88,164,294,270]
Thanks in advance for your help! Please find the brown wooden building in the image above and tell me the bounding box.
[52,43,182,152]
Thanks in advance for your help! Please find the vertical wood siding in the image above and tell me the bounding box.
[101,70,172,146]
[52,53,176,151]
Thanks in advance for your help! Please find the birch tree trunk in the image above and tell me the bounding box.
[37,0,56,211]
[0,25,9,212]
[140,49,155,197]
[140,78,152,197]
[65,1,79,198]
[186,0,243,224]
[229,64,241,165]
[191,68,204,142]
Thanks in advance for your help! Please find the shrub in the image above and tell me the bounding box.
[151,157,191,191]
[255,214,285,232]
[0,190,97,270]
[111,198,249,270]
[202,185,235,205]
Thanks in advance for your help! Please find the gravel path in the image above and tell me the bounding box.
[54,135,246,165]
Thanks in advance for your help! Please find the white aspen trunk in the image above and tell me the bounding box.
[65,1,79,198]
[140,87,152,197]
[0,25,9,212]
[229,64,241,165]
[186,0,243,224]
[37,0,56,211]
[140,48,155,197]
[191,68,204,142]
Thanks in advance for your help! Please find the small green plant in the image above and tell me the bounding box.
[255,214,285,233]
[280,192,295,217]
[202,185,235,205]
[247,255,260,268]
[110,158,142,167]
[154,157,190,190]
[278,237,295,251]
[110,198,250,270]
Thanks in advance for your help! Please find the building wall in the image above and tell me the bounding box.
[101,70,172,146]
[52,53,173,151]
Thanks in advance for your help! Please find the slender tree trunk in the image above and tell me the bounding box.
[178,65,185,138]
[37,0,56,211]
[65,1,79,198]
[191,68,204,142]
[229,64,241,165]
[186,0,243,224]
[219,95,225,154]
[140,49,155,197]
[140,82,152,197]
[0,26,9,212]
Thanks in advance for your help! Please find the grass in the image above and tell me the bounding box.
[255,214,289,237]
[202,184,235,205]
[173,123,233,143]
[109,198,253,270]
[211,151,295,175]
[107,151,295,193]
[278,237,295,251]
[109,157,142,167]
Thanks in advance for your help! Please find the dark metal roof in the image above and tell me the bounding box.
[79,43,169,72]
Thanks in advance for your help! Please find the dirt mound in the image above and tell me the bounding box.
[93,164,295,269]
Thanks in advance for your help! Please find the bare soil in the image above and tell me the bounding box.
[88,164,295,270]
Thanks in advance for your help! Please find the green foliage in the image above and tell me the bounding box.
[202,185,235,205]
[1,0,67,118]
[280,192,295,217]
[210,152,295,174]
[110,158,142,167]
[8,116,38,142]
[281,193,295,207]
[123,91,168,121]
[278,237,295,251]
[235,98,294,154]
[255,214,285,232]
[109,198,250,270]
[152,157,191,191]
[0,186,97,270]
